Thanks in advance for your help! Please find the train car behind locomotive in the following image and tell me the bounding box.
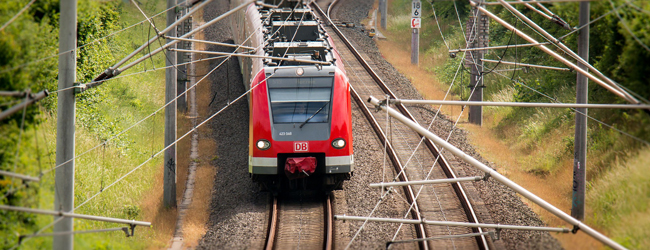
[230,0,353,191]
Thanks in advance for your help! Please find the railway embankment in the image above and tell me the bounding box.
[363,0,650,249]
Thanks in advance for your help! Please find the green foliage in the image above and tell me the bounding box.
[1,0,60,247]
[425,0,650,246]
[2,0,168,248]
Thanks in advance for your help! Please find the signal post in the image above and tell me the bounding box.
[411,0,421,65]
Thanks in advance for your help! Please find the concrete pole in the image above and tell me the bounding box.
[164,0,177,208]
[176,6,188,113]
[468,4,484,126]
[53,0,77,249]
[411,28,419,65]
[380,0,387,30]
[468,59,483,125]
[572,1,589,221]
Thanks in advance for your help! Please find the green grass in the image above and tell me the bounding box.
[588,147,650,249]
[11,0,170,249]
[386,0,650,248]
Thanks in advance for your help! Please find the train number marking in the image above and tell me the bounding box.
[294,142,308,152]
[279,132,292,136]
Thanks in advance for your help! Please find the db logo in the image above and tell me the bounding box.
[294,142,308,152]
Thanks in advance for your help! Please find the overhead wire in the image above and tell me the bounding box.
[492,70,650,146]
[134,0,212,79]
[41,60,232,175]
[0,90,31,202]
[496,0,647,105]
[428,0,449,50]
[0,1,181,75]
[42,0,299,176]
[387,3,487,246]
[17,3,321,245]
[0,0,37,32]
[14,43,234,250]
[558,2,627,40]
[608,0,650,52]
[375,1,481,246]
[626,0,650,16]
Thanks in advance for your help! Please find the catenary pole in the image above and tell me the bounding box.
[380,0,387,30]
[572,0,589,221]
[468,0,487,125]
[53,0,77,249]
[164,0,177,208]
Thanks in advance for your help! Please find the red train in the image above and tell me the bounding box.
[231,0,353,191]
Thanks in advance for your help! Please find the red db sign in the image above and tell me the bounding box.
[294,142,308,152]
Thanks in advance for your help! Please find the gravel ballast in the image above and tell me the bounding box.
[331,0,564,249]
[196,0,563,249]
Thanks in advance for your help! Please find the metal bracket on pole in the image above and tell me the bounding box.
[73,82,86,94]
[127,224,136,237]
[572,225,580,234]
[482,172,491,181]
[493,228,501,240]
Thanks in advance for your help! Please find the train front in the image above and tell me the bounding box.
[249,65,353,191]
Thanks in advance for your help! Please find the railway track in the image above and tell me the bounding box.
[312,1,491,249]
[265,193,333,250]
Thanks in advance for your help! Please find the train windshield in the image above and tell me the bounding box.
[267,77,333,124]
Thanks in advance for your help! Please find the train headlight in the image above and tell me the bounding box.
[332,138,346,149]
[296,67,304,76]
[256,139,271,150]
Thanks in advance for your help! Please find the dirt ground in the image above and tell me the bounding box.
[374,3,606,249]
[140,7,216,249]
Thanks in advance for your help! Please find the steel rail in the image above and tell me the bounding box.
[264,195,333,250]
[265,196,278,250]
[349,85,428,250]
[368,96,627,250]
[313,2,489,249]
[314,3,426,249]
[325,194,333,250]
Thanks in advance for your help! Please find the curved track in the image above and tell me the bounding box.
[265,194,333,250]
[312,1,491,249]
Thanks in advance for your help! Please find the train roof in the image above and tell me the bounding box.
[257,0,336,68]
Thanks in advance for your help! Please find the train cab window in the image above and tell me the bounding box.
[268,77,333,124]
